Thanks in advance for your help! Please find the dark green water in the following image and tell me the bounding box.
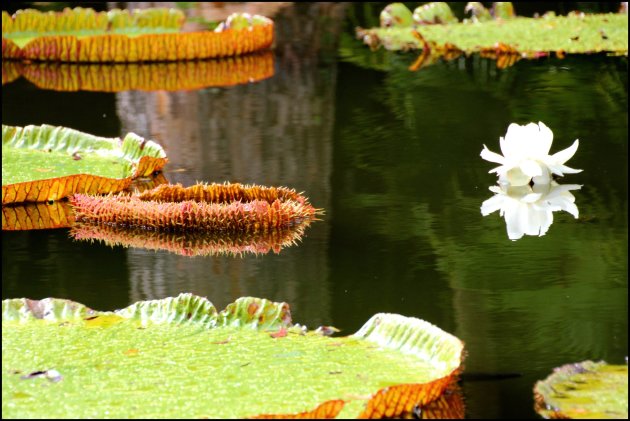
[2,3,628,419]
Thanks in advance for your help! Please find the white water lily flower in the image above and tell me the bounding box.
[481,180,581,241]
[481,122,582,186]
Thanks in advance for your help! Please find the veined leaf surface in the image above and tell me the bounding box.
[2,8,274,62]
[2,294,464,418]
[2,124,167,204]
[534,360,628,419]
[357,14,628,55]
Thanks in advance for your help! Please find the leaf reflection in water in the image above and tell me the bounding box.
[69,221,312,257]
[481,181,581,241]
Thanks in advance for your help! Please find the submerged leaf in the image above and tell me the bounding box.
[2,294,465,418]
[2,124,167,204]
[534,360,628,419]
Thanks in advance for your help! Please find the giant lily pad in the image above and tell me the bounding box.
[534,360,628,419]
[2,8,274,62]
[1,51,274,92]
[357,13,628,55]
[2,294,464,418]
[2,124,168,204]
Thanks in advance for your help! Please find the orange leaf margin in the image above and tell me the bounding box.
[2,8,274,62]
[2,124,168,205]
[1,173,169,231]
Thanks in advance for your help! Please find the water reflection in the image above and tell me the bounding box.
[2,201,74,231]
[112,2,345,325]
[481,181,581,240]
[1,53,275,92]
[70,222,310,257]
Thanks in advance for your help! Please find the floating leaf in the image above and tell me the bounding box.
[2,8,274,62]
[412,2,458,25]
[357,13,628,55]
[534,360,628,419]
[2,124,167,204]
[1,51,274,92]
[70,182,319,232]
[380,3,414,28]
[2,294,464,418]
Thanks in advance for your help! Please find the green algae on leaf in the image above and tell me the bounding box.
[357,14,628,55]
[2,294,464,418]
[2,124,167,204]
[534,360,628,419]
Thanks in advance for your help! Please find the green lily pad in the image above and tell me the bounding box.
[534,360,628,419]
[2,8,274,62]
[2,8,184,49]
[2,294,464,418]
[357,13,628,55]
[2,124,167,204]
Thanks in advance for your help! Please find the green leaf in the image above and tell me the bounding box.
[2,124,167,204]
[2,8,185,49]
[534,360,628,419]
[357,14,629,54]
[2,8,274,62]
[2,294,464,418]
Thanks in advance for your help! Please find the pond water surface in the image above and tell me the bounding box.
[2,3,628,419]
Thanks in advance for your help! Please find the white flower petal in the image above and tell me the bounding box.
[521,192,543,203]
[563,202,580,219]
[532,122,554,157]
[547,163,583,176]
[519,159,544,177]
[504,201,526,240]
[481,194,506,216]
[550,139,579,165]
[501,123,526,157]
[532,173,552,185]
[480,145,506,164]
[504,168,532,186]
[537,210,554,236]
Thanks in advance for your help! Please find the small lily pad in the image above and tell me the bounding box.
[534,360,628,419]
[2,294,464,418]
[2,124,167,204]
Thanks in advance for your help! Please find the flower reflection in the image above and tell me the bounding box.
[480,122,582,186]
[481,181,581,241]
